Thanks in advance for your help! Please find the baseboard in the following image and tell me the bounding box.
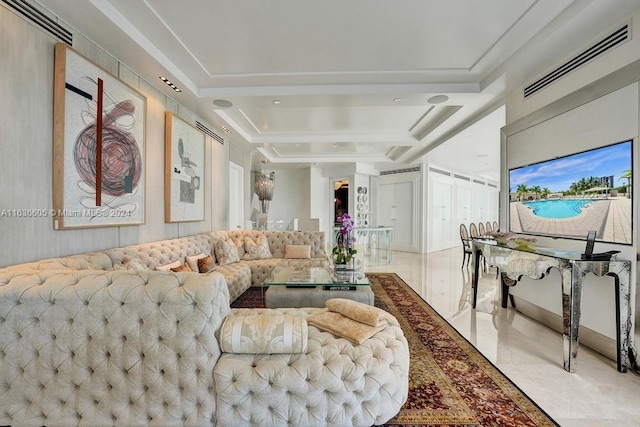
[511,296,617,361]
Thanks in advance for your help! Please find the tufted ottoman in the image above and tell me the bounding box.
[214,308,409,427]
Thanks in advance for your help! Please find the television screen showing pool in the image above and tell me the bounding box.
[508,140,633,245]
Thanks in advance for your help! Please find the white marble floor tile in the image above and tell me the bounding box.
[364,248,640,425]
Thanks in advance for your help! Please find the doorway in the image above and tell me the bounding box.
[333,179,349,225]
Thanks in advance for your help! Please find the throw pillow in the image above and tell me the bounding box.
[186,253,208,272]
[197,255,216,273]
[233,237,246,259]
[114,255,149,271]
[243,235,272,260]
[219,314,308,354]
[171,263,192,273]
[215,238,241,265]
[283,244,311,259]
[155,259,182,271]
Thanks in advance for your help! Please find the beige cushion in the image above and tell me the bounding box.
[186,253,208,272]
[283,244,311,259]
[219,314,308,354]
[215,239,241,265]
[155,259,182,271]
[243,235,272,260]
[197,255,216,273]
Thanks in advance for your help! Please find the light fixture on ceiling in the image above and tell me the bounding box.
[213,99,233,108]
[393,97,402,102]
[220,125,232,134]
[428,95,449,104]
[272,100,281,105]
[159,76,182,92]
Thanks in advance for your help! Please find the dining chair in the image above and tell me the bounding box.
[459,224,473,268]
[469,222,479,239]
[478,222,486,236]
[485,221,493,233]
[493,221,499,232]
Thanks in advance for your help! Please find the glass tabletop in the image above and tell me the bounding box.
[264,266,370,286]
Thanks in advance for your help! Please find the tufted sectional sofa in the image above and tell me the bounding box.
[0,230,409,426]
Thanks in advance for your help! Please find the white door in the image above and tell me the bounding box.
[229,163,244,229]
[430,180,453,251]
[374,173,420,252]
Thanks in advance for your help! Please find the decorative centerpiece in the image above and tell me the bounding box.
[487,231,536,251]
[486,231,515,246]
[332,213,358,270]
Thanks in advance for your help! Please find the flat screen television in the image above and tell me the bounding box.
[508,140,633,245]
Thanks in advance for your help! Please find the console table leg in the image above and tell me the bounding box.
[561,264,583,373]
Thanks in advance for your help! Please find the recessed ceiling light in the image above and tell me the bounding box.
[159,76,182,92]
[428,95,449,104]
[213,99,233,108]
[393,97,402,102]
[220,125,232,134]
[272,100,281,105]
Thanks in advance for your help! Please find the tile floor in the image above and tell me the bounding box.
[364,248,640,426]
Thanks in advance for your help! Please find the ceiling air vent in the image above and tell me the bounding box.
[195,120,224,145]
[3,0,73,45]
[524,23,630,98]
[380,166,421,176]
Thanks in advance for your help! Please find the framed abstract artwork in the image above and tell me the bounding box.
[52,43,146,229]
[165,112,205,222]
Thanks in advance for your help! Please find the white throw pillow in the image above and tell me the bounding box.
[243,235,272,260]
[186,253,208,272]
[215,238,241,265]
[155,259,182,271]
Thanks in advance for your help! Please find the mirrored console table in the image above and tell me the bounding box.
[471,239,633,373]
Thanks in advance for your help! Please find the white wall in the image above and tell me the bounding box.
[0,5,229,267]
[266,168,311,225]
[503,7,640,353]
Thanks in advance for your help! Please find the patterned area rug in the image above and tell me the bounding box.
[231,273,559,426]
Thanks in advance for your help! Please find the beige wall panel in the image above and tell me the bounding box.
[0,8,118,267]
[0,5,232,266]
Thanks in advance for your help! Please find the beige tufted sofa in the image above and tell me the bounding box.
[0,231,410,426]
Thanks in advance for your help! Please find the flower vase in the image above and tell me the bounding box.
[334,257,356,271]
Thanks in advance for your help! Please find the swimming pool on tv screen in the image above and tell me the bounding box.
[524,199,593,219]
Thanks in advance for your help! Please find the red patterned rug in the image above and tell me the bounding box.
[231,273,558,426]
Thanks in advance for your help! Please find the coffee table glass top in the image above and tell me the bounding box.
[264,266,370,286]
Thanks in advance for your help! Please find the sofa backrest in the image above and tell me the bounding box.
[205,230,327,259]
[0,252,114,273]
[0,268,230,426]
[105,235,213,269]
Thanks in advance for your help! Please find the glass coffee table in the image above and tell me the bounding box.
[263,266,374,308]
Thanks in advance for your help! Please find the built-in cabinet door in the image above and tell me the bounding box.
[374,173,420,253]
[430,179,453,251]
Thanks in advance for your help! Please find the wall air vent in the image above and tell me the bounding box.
[524,23,630,98]
[427,167,450,177]
[380,166,421,175]
[195,120,224,145]
[487,183,498,188]
[473,179,485,185]
[3,0,72,45]
[453,174,471,181]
